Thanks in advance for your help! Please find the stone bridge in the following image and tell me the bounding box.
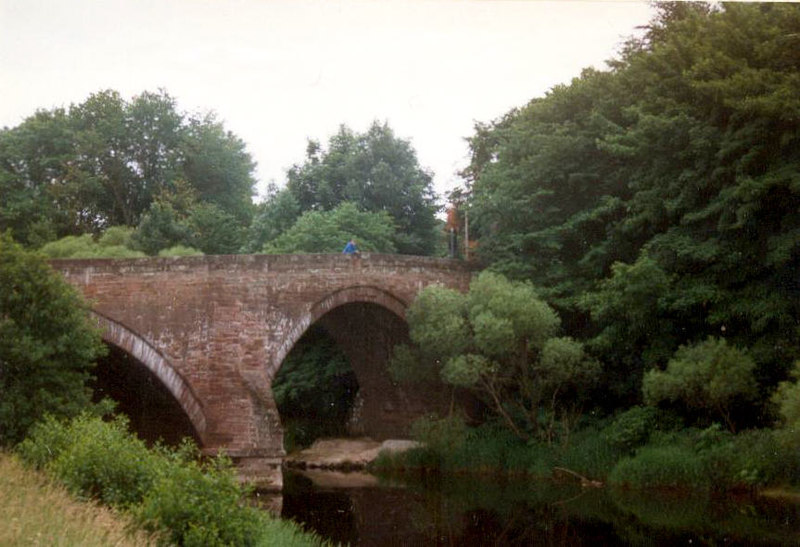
[53,253,473,489]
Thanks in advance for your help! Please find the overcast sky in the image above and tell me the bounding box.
[1,0,655,201]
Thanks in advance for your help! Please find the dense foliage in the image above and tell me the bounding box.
[391,272,599,442]
[464,3,800,407]
[273,327,358,448]
[285,122,440,255]
[262,202,397,254]
[0,234,108,445]
[0,90,256,249]
[16,414,321,546]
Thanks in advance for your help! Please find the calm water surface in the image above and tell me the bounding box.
[277,470,800,546]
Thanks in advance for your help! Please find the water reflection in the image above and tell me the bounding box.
[278,470,800,546]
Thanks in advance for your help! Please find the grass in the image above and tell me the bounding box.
[0,452,158,546]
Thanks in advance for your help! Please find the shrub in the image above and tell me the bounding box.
[557,425,621,480]
[643,338,758,432]
[39,233,145,259]
[18,414,160,507]
[411,414,468,455]
[0,235,109,445]
[602,406,659,453]
[773,361,800,436]
[134,456,263,547]
[724,429,798,488]
[18,414,323,545]
[97,226,137,248]
[609,444,709,490]
[157,245,203,257]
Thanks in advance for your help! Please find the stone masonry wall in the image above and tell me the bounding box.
[53,253,473,487]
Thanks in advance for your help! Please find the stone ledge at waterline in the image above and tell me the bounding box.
[284,438,420,471]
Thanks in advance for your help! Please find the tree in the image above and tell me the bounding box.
[187,203,243,255]
[464,3,800,406]
[0,89,256,245]
[391,272,599,442]
[0,108,75,244]
[241,185,301,253]
[262,202,396,254]
[642,337,758,432]
[132,200,191,255]
[286,122,440,255]
[181,113,257,223]
[0,233,107,445]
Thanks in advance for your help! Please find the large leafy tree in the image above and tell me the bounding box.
[391,272,599,442]
[286,122,440,255]
[0,89,256,244]
[465,3,800,403]
[0,233,107,445]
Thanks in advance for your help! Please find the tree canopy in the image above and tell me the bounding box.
[464,3,800,404]
[391,271,599,441]
[0,90,256,247]
[262,202,397,254]
[286,122,440,255]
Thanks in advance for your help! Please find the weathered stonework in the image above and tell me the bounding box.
[53,253,473,489]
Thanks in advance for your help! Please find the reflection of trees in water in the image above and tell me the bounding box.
[283,471,800,545]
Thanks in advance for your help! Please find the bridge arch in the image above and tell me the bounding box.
[268,284,447,440]
[91,312,207,439]
[269,285,408,381]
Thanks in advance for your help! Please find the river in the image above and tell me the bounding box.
[274,470,800,546]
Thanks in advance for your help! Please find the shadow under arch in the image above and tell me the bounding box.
[91,311,207,441]
[269,285,408,380]
[270,285,450,441]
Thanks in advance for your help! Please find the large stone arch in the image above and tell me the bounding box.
[91,311,207,441]
[268,285,408,381]
[268,285,448,439]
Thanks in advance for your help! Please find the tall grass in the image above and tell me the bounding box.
[0,452,158,546]
[373,413,800,493]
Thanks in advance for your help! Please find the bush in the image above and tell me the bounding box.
[0,235,109,445]
[643,338,758,432]
[411,414,468,455]
[602,406,659,453]
[134,456,263,547]
[557,425,621,480]
[17,414,323,546]
[157,245,203,257]
[39,233,145,259]
[18,414,160,507]
[609,444,709,490]
[97,226,137,248]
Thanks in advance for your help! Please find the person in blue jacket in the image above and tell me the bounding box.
[342,238,359,255]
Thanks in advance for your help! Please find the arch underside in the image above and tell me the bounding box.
[271,286,451,440]
[90,312,207,441]
[270,285,408,379]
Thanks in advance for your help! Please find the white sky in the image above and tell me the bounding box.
[0,0,655,201]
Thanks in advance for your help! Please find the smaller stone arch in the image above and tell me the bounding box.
[91,311,207,439]
[268,285,408,381]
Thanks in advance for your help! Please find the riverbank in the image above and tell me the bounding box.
[0,453,157,546]
[366,417,800,497]
[285,437,421,471]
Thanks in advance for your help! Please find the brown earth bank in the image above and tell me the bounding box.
[284,437,420,471]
